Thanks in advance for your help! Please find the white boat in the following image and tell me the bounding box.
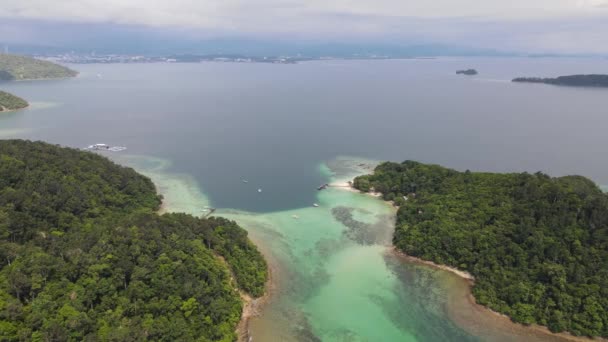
[313,203,319,207]
[292,214,299,219]
[85,143,126,152]
[88,143,109,150]
[242,179,249,183]
[258,188,262,193]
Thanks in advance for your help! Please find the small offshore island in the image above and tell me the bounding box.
[0,91,28,112]
[354,161,608,338]
[0,54,78,81]
[0,140,267,341]
[457,69,478,75]
[513,74,608,88]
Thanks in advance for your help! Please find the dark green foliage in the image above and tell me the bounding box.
[0,140,162,244]
[0,54,77,81]
[354,161,608,337]
[126,213,268,298]
[513,74,608,87]
[0,140,267,341]
[0,91,28,111]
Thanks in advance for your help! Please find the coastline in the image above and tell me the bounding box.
[142,155,602,342]
[0,105,29,113]
[236,269,273,342]
[345,180,603,342]
[11,74,78,82]
[235,231,276,342]
[391,246,474,281]
[394,250,602,342]
[130,156,272,342]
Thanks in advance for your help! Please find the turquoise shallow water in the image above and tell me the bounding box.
[2,60,601,341]
[114,154,580,342]
[117,154,481,341]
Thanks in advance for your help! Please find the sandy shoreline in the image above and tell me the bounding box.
[392,249,602,342]
[12,74,78,82]
[391,247,475,281]
[343,181,603,342]
[0,105,29,113]
[329,181,383,197]
[236,271,274,342]
[235,232,278,342]
[461,289,604,342]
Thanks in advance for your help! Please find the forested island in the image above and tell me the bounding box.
[0,91,28,112]
[354,161,608,338]
[456,69,478,75]
[0,54,77,81]
[513,74,608,88]
[0,140,267,341]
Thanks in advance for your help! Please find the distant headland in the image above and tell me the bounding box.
[0,90,28,112]
[512,74,608,88]
[0,54,78,81]
[456,69,478,75]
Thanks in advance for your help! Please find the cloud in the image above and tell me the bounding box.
[1,1,608,54]
[2,0,608,30]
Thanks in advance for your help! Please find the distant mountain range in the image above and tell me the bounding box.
[1,40,513,58]
[0,19,514,58]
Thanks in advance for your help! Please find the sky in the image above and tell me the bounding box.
[1,0,608,55]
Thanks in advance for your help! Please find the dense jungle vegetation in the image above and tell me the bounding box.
[354,160,608,337]
[0,140,267,341]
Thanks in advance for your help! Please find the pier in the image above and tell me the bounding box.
[201,208,216,217]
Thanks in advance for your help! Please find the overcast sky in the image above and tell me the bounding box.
[2,0,608,54]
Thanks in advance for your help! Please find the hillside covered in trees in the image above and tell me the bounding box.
[0,54,77,81]
[354,161,608,337]
[0,140,267,341]
[0,91,28,111]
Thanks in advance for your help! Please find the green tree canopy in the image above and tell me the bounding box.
[355,160,608,337]
[0,140,267,341]
[0,91,28,112]
[0,54,77,81]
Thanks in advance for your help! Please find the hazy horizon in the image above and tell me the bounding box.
[2,1,608,56]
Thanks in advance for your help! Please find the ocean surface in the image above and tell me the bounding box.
[1,58,607,341]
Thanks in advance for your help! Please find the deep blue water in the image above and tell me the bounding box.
[1,57,608,212]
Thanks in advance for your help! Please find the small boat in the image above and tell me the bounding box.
[242,179,249,183]
[258,188,262,193]
[85,143,126,152]
[313,203,319,207]
[87,143,109,150]
[292,215,299,219]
